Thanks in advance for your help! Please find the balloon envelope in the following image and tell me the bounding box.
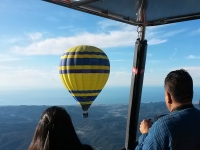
[59,45,110,112]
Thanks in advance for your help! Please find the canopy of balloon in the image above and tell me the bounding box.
[59,45,110,117]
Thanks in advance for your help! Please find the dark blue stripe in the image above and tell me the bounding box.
[59,69,110,74]
[73,96,97,102]
[60,58,110,66]
[63,52,107,56]
[69,90,101,94]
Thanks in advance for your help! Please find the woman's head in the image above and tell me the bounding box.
[28,106,82,150]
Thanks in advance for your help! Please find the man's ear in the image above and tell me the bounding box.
[165,91,172,104]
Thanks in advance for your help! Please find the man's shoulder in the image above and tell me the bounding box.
[154,114,173,126]
[156,107,200,124]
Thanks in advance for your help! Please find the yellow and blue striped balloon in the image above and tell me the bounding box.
[59,45,110,113]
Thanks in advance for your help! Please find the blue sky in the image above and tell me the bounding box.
[0,1,200,105]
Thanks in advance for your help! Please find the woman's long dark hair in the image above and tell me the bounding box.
[28,106,83,150]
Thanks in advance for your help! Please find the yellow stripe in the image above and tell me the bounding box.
[66,46,103,53]
[101,74,109,90]
[63,49,105,54]
[71,93,99,96]
[67,49,102,53]
[97,73,110,90]
[59,66,110,70]
[60,74,71,90]
[61,55,108,59]
[78,101,93,105]
[60,74,109,91]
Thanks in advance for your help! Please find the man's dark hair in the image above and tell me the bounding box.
[164,69,193,103]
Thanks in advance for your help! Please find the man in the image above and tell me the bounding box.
[135,69,200,150]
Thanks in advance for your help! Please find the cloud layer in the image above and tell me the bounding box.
[0,66,61,88]
[10,21,180,56]
[186,55,200,59]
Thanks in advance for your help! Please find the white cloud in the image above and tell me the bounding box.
[1,32,43,46]
[110,59,132,62]
[110,52,125,55]
[106,71,131,86]
[162,29,186,37]
[169,48,177,59]
[98,20,126,30]
[0,66,61,88]
[170,66,200,85]
[183,67,200,76]
[190,28,200,35]
[58,26,73,29]
[0,54,19,62]
[0,66,131,88]
[148,39,167,45]
[110,71,131,77]
[146,27,185,38]
[11,31,168,55]
[150,69,154,72]
[11,21,172,55]
[147,60,160,63]
[26,32,43,40]
[186,55,200,59]
[12,31,139,55]
[143,69,173,86]
[8,20,188,56]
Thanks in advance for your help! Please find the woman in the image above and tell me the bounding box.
[28,106,93,150]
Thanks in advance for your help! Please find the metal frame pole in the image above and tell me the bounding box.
[124,26,147,150]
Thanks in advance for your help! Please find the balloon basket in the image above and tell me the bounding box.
[82,111,88,118]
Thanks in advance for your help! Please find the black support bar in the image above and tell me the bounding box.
[124,38,147,150]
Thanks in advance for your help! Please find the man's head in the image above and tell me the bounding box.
[164,69,193,111]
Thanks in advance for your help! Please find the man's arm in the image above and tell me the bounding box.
[135,119,169,150]
[135,119,152,150]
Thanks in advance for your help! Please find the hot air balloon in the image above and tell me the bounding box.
[59,45,110,117]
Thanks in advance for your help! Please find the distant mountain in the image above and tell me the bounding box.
[0,102,199,150]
